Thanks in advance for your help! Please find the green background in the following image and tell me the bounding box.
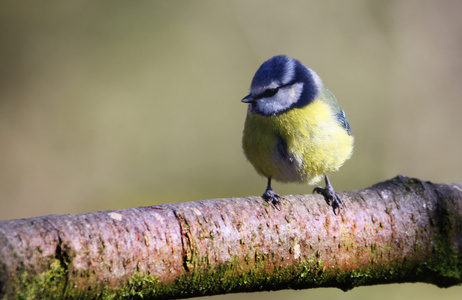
[1,1,461,299]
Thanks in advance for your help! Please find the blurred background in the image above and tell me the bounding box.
[1,1,461,299]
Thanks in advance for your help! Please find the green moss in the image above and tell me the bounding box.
[105,253,391,298]
[8,246,460,299]
[100,254,311,299]
[105,273,161,299]
[11,259,68,300]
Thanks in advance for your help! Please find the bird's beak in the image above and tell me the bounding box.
[241,94,254,103]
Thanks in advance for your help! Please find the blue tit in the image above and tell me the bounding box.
[241,55,354,214]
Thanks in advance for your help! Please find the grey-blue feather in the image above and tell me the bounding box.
[319,85,352,135]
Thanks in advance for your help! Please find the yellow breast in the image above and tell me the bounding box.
[242,99,354,184]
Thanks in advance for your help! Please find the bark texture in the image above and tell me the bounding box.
[0,176,461,299]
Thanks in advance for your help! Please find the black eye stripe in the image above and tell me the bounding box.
[261,88,279,97]
[255,81,296,99]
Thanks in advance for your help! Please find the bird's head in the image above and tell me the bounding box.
[242,55,322,116]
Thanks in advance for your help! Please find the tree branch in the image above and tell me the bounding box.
[1,176,461,299]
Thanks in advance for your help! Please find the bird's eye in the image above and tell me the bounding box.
[261,87,279,98]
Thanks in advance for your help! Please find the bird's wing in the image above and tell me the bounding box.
[320,85,352,135]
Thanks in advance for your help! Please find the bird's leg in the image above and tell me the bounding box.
[262,177,282,210]
[313,175,344,215]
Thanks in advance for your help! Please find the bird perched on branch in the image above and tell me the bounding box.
[241,55,354,214]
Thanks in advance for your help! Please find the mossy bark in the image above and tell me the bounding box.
[0,176,461,299]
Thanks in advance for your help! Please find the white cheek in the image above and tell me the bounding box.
[273,82,304,107]
[288,82,304,102]
[257,98,282,115]
[257,82,304,115]
[273,90,294,108]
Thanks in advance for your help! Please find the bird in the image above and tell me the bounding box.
[241,55,354,214]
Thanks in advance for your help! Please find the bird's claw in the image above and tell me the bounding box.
[262,189,282,210]
[313,185,344,215]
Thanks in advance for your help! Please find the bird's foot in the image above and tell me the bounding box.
[262,188,282,210]
[313,184,344,215]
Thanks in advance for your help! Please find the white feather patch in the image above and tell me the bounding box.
[257,82,304,115]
